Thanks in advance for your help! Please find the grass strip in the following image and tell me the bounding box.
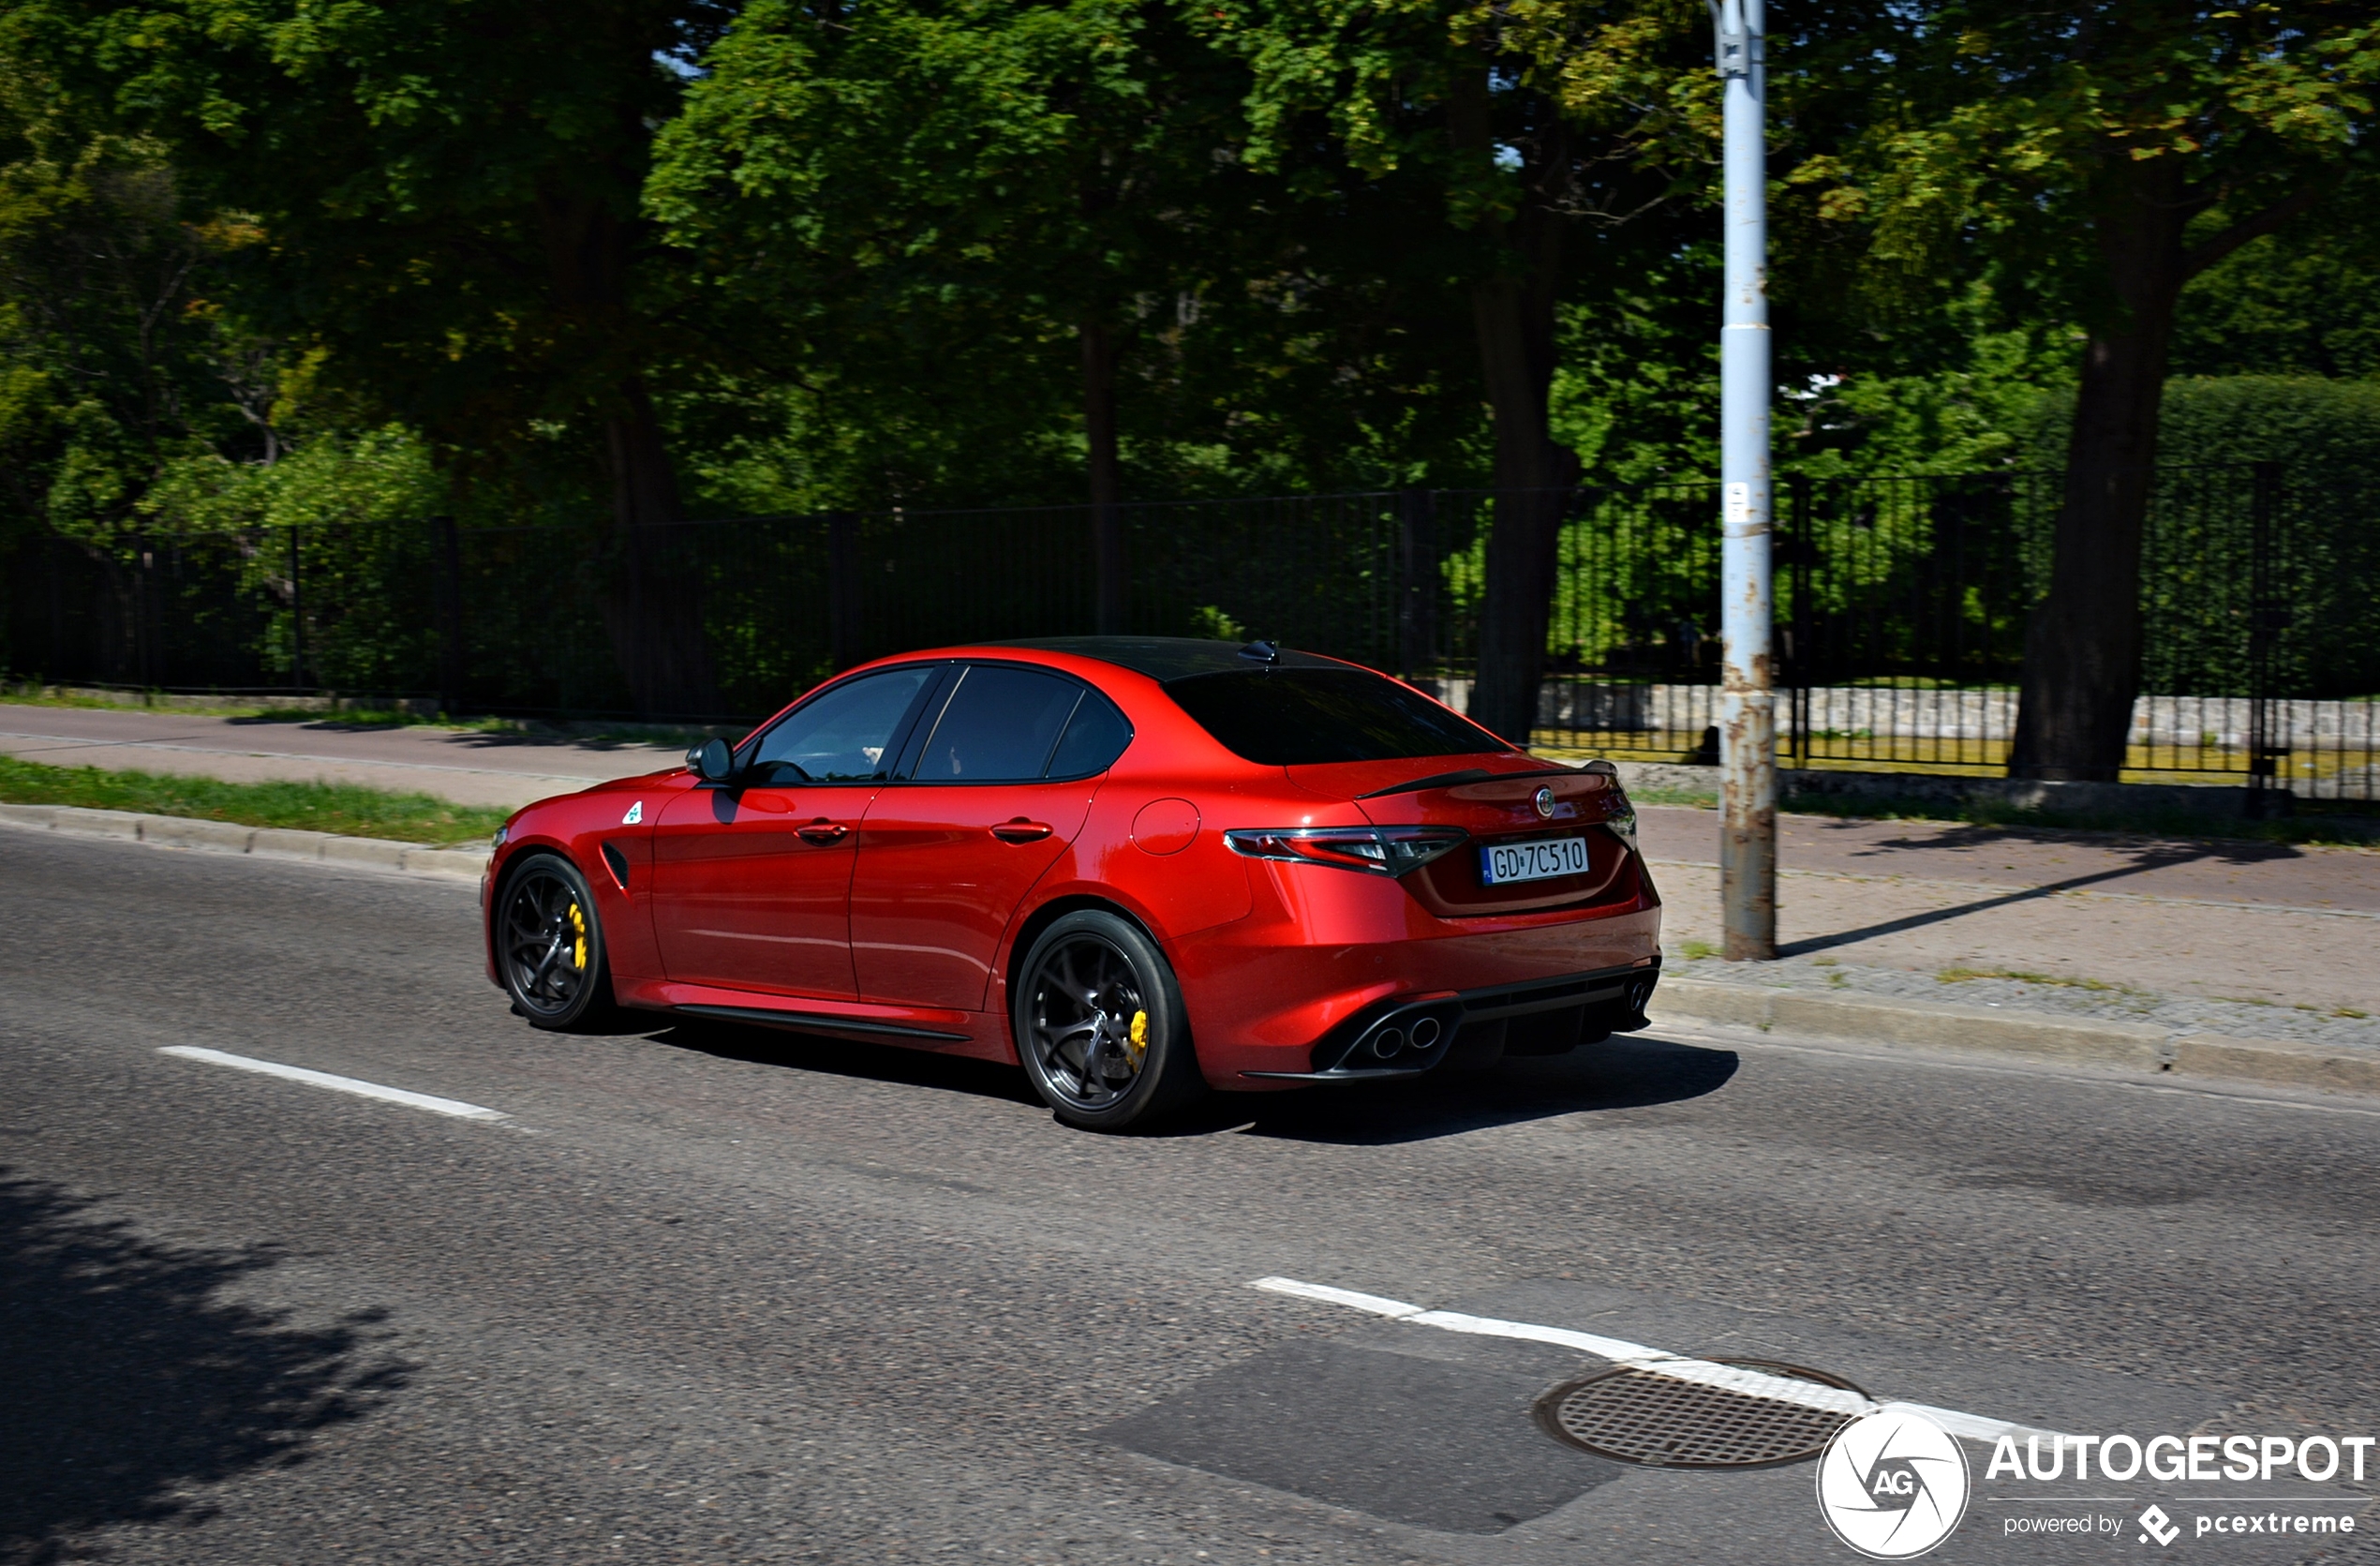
[0,755,507,847]
[1936,965,2149,996]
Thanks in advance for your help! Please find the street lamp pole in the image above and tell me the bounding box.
[1713,0,1776,960]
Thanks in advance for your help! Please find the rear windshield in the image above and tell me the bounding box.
[1163,668,1508,766]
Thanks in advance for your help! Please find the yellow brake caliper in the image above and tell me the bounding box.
[1124,1009,1148,1070]
[569,902,588,971]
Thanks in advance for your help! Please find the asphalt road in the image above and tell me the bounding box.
[4,831,2376,1565]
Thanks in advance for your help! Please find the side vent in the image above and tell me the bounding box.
[600,841,632,890]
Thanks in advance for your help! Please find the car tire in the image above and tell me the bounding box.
[1013,909,1205,1131]
[495,852,618,1032]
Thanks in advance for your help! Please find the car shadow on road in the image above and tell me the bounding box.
[1218,1034,1741,1145]
[0,1171,411,1564]
[651,1021,1735,1143]
[656,1021,1048,1108]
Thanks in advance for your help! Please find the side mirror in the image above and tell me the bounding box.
[687,738,735,783]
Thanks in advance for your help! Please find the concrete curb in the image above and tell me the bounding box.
[0,801,491,882]
[1654,977,2380,1099]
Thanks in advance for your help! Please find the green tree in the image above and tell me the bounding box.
[655,0,1274,626]
[14,0,739,713]
[1804,0,2380,779]
[0,119,237,544]
[1198,0,1705,737]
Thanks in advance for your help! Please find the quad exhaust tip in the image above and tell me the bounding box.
[1325,998,1460,1072]
[1367,1013,1444,1060]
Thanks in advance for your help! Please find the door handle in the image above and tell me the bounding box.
[991,818,1053,843]
[797,819,849,844]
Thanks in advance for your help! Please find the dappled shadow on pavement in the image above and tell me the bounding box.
[226,713,696,755]
[0,1172,409,1565]
[1778,834,2259,958]
[1837,817,2304,868]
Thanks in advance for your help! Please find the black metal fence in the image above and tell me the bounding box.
[6,464,2374,802]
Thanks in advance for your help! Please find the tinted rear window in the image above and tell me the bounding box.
[1163,668,1507,766]
[1047,690,1134,777]
[911,664,1085,782]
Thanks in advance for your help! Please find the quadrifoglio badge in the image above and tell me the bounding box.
[1815,1410,2373,1557]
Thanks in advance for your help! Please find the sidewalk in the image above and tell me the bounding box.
[1640,805,2380,1046]
[0,705,682,809]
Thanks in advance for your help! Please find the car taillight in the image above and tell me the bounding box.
[1603,798,1639,854]
[1223,826,1469,876]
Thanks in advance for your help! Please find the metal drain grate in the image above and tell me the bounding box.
[1533,1360,1870,1469]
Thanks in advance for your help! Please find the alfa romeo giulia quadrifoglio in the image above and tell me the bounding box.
[482,638,1662,1129]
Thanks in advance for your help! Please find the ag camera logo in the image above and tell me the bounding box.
[1817,1408,1971,1559]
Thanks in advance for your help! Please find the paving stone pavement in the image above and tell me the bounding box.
[1638,806,2380,1022]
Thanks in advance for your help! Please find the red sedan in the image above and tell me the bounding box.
[483,638,1662,1129]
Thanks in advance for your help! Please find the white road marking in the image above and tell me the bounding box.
[1251,1275,2063,1442]
[158,1047,509,1120]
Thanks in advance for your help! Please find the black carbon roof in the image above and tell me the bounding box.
[989,637,1348,681]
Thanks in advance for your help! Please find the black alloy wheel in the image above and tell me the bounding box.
[1014,910,1204,1131]
[498,853,616,1031]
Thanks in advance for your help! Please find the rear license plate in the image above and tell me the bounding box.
[1480,836,1591,886]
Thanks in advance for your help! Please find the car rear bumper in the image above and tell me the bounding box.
[1234,959,1661,1081]
[1168,857,1662,1088]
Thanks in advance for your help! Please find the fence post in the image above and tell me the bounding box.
[2246,462,2286,818]
[136,533,154,694]
[1788,473,1811,771]
[288,525,305,695]
[1396,489,1436,682]
[1093,503,1127,635]
[827,511,863,670]
[47,532,64,681]
[433,515,465,715]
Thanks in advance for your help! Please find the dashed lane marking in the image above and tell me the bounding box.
[1251,1275,2064,1443]
[158,1046,510,1121]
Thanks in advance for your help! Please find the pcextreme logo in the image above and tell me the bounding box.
[1817,1409,1972,1559]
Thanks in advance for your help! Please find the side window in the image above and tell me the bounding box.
[745,665,939,784]
[909,665,1084,783]
[1047,689,1133,778]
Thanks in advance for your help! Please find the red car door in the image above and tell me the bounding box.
[648,664,944,999]
[848,664,1129,1010]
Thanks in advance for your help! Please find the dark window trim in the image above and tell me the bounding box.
[887,664,963,781]
[887,659,1134,786]
[731,660,953,786]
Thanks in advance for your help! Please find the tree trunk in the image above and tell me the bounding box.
[537,187,718,716]
[1464,94,1579,743]
[2009,157,2190,781]
[1082,318,1127,634]
[597,376,720,716]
